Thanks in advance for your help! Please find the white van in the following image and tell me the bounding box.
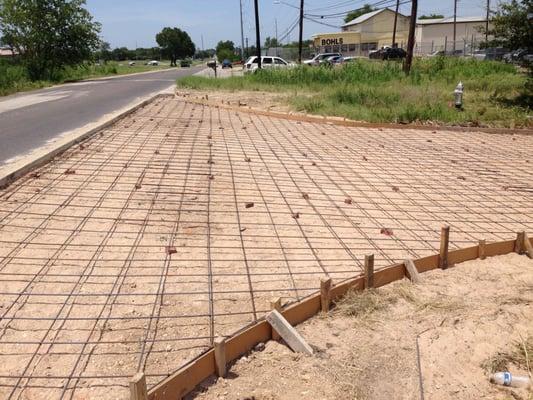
[244,56,292,72]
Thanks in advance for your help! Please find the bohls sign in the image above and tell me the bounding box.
[321,38,344,46]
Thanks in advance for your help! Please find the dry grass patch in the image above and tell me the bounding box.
[482,335,533,375]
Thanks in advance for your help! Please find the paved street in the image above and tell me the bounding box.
[0,67,202,166]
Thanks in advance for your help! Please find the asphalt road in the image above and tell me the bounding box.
[0,66,202,166]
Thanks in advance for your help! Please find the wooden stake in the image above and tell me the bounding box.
[213,337,227,378]
[364,254,374,289]
[266,310,313,355]
[270,297,282,340]
[320,277,332,313]
[129,372,148,400]
[515,231,526,255]
[478,239,486,260]
[439,226,450,270]
[403,259,420,283]
[523,232,533,259]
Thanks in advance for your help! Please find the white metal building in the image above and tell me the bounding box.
[415,16,489,54]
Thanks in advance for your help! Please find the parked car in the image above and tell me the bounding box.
[244,56,292,72]
[503,49,528,63]
[428,50,445,57]
[303,53,342,66]
[145,60,159,66]
[523,54,533,64]
[342,56,357,63]
[221,59,233,69]
[472,50,487,61]
[325,55,344,64]
[180,59,191,67]
[369,47,406,60]
[483,47,507,61]
[128,61,136,67]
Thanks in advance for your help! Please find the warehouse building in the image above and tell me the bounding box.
[415,16,488,54]
[311,8,488,56]
[312,8,410,57]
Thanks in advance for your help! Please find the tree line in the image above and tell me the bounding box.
[0,0,197,78]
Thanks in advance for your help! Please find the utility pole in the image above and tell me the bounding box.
[275,18,278,56]
[254,0,261,69]
[404,0,418,74]
[298,0,304,63]
[453,0,457,53]
[485,0,490,44]
[392,0,400,48]
[246,37,249,58]
[239,0,246,61]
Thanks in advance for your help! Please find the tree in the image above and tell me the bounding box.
[216,40,239,62]
[195,49,215,59]
[480,0,532,107]
[264,36,280,48]
[0,0,101,80]
[480,0,532,51]
[94,41,112,63]
[344,4,376,23]
[156,27,195,66]
[419,14,444,20]
[111,47,134,61]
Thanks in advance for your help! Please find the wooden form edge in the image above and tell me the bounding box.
[177,96,533,136]
[147,236,528,400]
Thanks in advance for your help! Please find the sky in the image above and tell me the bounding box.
[85,0,490,50]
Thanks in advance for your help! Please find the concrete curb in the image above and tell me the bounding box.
[0,91,175,190]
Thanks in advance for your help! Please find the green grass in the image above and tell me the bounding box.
[176,57,532,128]
[0,60,173,97]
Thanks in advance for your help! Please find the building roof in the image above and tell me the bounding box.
[416,16,487,25]
[341,8,407,28]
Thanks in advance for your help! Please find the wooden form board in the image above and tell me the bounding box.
[147,236,532,400]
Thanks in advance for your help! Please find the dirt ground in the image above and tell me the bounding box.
[192,253,533,400]
[175,89,293,114]
[0,96,531,399]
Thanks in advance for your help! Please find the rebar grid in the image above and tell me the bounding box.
[0,98,531,399]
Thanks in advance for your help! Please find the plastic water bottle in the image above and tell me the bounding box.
[490,372,531,388]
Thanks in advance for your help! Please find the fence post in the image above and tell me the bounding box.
[478,239,486,260]
[364,254,374,289]
[129,372,148,400]
[431,40,434,53]
[320,277,332,313]
[444,36,448,54]
[439,226,450,270]
[524,232,533,259]
[515,231,526,254]
[270,298,282,340]
[214,337,227,378]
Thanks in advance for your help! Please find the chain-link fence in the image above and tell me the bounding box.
[415,37,485,56]
[262,46,313,61]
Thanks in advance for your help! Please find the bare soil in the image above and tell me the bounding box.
[192,253,533,400]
